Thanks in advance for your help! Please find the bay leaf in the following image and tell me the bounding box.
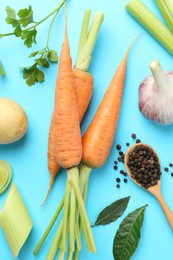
[92,196,130,227]
[113,204,148,260]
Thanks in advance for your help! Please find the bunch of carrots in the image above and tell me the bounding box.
[34,6,137,260]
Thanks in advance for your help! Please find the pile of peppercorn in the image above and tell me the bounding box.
[113,133,141,188]
[126,144,161,189]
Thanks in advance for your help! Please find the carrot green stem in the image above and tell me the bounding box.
[33,197,64,255]
[126,0,173,55]
[46,220,63,260]
[67,166,96,253]
[60,181,71,252]
[74,10,104,71]
[155,0,173,32]
[74,164,92,259]
[69,187,76,252]
[58,250,65,260]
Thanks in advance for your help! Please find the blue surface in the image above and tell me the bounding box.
[0,0,173,259]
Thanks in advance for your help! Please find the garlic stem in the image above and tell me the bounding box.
[150,60,169,92]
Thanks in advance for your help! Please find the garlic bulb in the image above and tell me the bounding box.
[138,60,173,125]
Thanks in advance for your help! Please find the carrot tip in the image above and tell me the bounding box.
[40,177,55,207]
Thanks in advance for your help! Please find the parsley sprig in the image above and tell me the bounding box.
[0,0,65,85]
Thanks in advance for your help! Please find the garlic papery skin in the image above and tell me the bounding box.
[138,60,173,125]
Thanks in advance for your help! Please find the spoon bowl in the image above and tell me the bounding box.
[124,143,173,231]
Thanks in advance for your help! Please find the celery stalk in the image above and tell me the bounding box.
[155,0,173,32]
[126,0,173,55]
[0,183,33,258]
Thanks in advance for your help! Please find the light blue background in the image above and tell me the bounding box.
[0,0,173,259]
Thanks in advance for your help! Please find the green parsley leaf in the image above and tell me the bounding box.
[23,64,45,86]
[5,6,16,19]
[5,6,19,28]
[21,29,37,47]
[35,58,50,68]
[18,6,34,27]
[28,51,39,58]
[0,62,6,77]
[48,50,58,62]
[14,25,22,37]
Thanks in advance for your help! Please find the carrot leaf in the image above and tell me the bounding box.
[48,50,58,62]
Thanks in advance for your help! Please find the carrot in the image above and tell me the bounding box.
[53,35,82,168]
[37,8,96,259]
[42,10,103,205]
[74,36,139,259]
[82,37,138,168]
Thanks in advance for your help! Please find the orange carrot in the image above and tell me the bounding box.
[53,37,82,169]
[43,10,103,205]
[74,37,139,259]
[44,71,93,204]
[82,41,135,168]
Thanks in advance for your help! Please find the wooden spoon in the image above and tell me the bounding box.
[124,143,173,231]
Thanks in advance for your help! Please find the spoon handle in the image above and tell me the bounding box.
[155,191,173,231]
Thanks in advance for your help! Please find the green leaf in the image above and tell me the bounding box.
[48,50,58,62]
[0,62,6,76]
[23,64,45,86]
[36,58,50,68]
[92,197,130,227]
[5,6,18,28]
[14,25,22,37]
[35,68,45,82]
[113,205,148,260]
[28,51,39,58]
[5,6,16,19]
[18,6,34,27]
[21,29,37,48]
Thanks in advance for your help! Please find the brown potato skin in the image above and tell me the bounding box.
[0,97,28,144]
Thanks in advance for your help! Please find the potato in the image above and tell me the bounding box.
[0,97,28,144]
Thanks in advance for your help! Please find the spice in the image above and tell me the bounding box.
[123,178,128,183]
[116,184,120,188]
[126,142,130,146]
[164,167,169,172]
[171,173,173,177]
[131,133,136,139]
[169,163,173,167]
[116,178,121,183]
[114,165,118,170]
[114,161,118,165]
[126,144,161,189]
[136,139,141,143]
[116,144,121,150]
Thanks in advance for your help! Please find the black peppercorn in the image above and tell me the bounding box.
[116,184,120,188]
[126,144,161,189]
[123,178,128,183]
[131,133,136,139]
[116,144,121,150]
[116,178,121,183]
[114,165,118,170]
